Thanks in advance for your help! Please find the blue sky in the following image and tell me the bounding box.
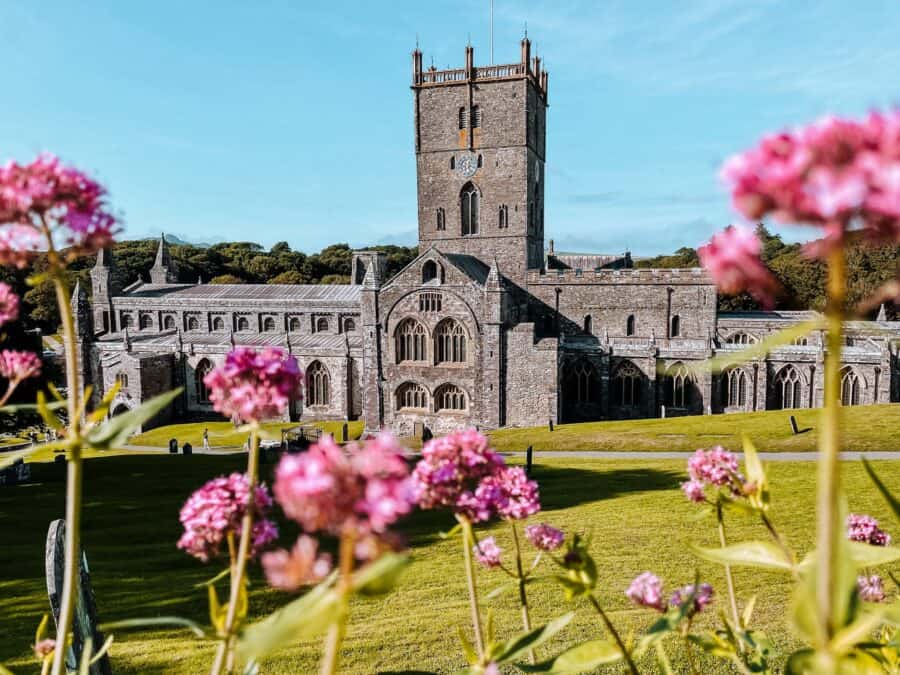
[2,1,899,255]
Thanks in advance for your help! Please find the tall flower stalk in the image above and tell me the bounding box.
[459,516,486,657]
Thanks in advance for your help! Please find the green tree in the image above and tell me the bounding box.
[268,270,309,284]
[209,274,246,284]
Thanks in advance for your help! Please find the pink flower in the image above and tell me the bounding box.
[203,347,302,423]
[262,535,333,591]
[0,224,42,268]
[847,513,891,546]
[412,429,506,518]
[0,283,19,327]
[670,582,714,616]
[720,110,900,255]
[0,153,119,257]
[687,447,742,487]
[681,479,706,503]
[177,473,277,562]
[479,466,541,520]
[474,536,502,568]
[857,575,886,603]
[626,572,665,612]
[484,664,500,675]
[525,523,565,551]
[0,350,41,384]
[698,225,779,308]
[273,433,413,537]
[33,638,55,660]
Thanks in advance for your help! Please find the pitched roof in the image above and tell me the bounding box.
[444,253,490,285]
[120,283,361,302]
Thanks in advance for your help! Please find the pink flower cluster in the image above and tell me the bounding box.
[0,349,41,385]
[846,513,891,546]
[273,433,413,537]
[524,523,565,551]
[625,572,666,612]
[203,347,302,423]
[262,535,333,591]
[0,283,19,327]
[721,111,900,254]
[0,153,118,258]
[474,536,503,568]
[670,582,714,615]
[412,429,540,523]
[698,225,780,308]
[857,574,886,603]
[177,473,278,562]
[681,447,743,503]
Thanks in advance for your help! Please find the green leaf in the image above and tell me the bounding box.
[848,542,900,568]
[687,632,734,658]
[832,609,893,655]
[78,637,93,675]
[89,635,114,665]
[863,458,900,525]
[519,638,622,673]
[440,523,462,539]
[0,665,15,675]
[350,552,410,595]
[690,541,794,572]
[101,616,207,638]
[493,612,574,664]
[36,391,65,431]
[457,626,478,665]
[742,595,757,629]
[742,436,770,512]
[236,581,339,661]
[486,580,516,600]
[654,642,675,675]
[697,319,823,375]
[85,388,182,449]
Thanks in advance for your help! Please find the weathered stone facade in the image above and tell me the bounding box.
[79,39,900,433]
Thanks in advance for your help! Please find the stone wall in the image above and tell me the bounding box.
[505,323,558,427]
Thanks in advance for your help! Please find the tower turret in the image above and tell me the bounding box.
[90,246,120,333]
[150,234,178,284]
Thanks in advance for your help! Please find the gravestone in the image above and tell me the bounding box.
[54,454,66,465]
[789,415,799,435]
[182,442,192,455]
[168,438,178,454]
[548,419,554,432]
[0,459,31,486]
[341,422,349,443]
[526,446,534,475]
[45,519,112,675]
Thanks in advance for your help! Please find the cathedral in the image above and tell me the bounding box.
[75,38,900,435]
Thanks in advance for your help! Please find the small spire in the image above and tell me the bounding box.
[197,274,203,285]
[877,303,887,321]
[486,257,502,289]
[524,21,528,39]
[150,233,178,284]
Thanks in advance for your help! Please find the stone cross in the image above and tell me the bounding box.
[45,519,113,675]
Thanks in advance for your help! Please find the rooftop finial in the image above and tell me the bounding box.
[524,21,528,39]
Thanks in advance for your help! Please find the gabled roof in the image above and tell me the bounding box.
[119,283,360,302]
[445,253,490,285]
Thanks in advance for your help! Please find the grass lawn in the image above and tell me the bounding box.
[1,453,899,673]
[489,403,900,453]
[130,420,365,448]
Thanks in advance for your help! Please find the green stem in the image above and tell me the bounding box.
[510,521,535,664]
[816,244,846,656]
[588,596,639,675]
[320,531,356,675]
[50,272,83,675]
[459,516,486,658]
[210,425,260,675]
[716,503,741,638]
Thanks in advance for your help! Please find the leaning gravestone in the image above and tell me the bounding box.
[45,519,113,675]
[182,442,192,455]
[168,438,178,454]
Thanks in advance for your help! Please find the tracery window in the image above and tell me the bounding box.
[419,292,442,312]
[840,367,861,406]
[723,368,748,407]
[115,371,128,389]
[396,319,427,363]
[461,183,479,235]
[612,361,642,407]
[306,361,330,406]
[436,207,446,231]
[435,383,466,412]
[195,359,213,403]
[726,332,757,345]
[396,382,428,410]
[667,363,696,408]
[774,365,802,409]
[566,360,600,404]
[435,319,466,364]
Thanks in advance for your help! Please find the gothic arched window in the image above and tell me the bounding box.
[212,316,225,331]
[396,382,428,410]
[289,316,301,332]
[195,359,213,404]
[612,361,642,407]
[343,317,356,333]
[626,314,635,337]
[583,315,593,335]
[306,361,330,407]
[121,313,134,329]
[262,316,276,332]
[186,316,200,331]
[315,317,329,333]
[163,315,176,330]
[435,383,467,412]
[774,365,802,409]
[793,336,809,346]
[235,316,250,332]
[396,318,427,363]
[840,367,861,406]
[422,260,439,284]
[436,208,446,231]
[723,368,748,407]
[460,183,479,235]
[670,315,681,338]
[565,360,600,405]
[727,332,757,345]
[435,319,467,364]
[139,314,152,330]
[115,371,128,389]
[667,363,696,408]
[498,204,508,229]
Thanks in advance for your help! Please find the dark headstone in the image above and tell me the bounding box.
[789,415,799,435]
[0,459,31,486]
[341,422,349,443]
[45,520,112,675]
[168,438,178,454]
[54,454,66,465]
[548,419,554,432]
[182,442,192,455]
[526,445,534,475]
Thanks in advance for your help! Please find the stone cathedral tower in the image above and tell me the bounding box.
[412,38,549,282]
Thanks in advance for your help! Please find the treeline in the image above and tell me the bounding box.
[635,225,899,317]
[1,240,418,332]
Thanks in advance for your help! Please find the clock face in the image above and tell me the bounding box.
[456,153,478,178]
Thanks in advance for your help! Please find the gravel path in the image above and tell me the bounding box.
[500,450,900,461]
